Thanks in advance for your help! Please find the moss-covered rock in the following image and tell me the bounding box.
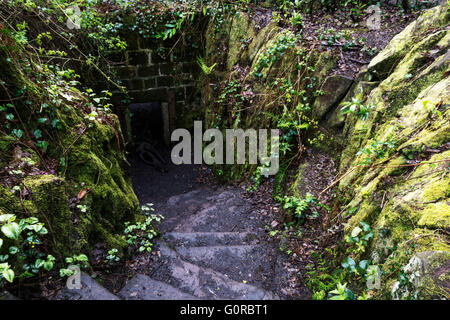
[312,74,353,120]
[200,3,448,299]
[367,4,449,80]
[227,12,257,69]
[391,251,449,299]
[335,5,449,299]
[23,175,75,257]
[0,25,140,262]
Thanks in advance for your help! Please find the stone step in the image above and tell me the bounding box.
[172,199,263,233]
[150,241,278,300]
[118,274,198,300]
[166,188,210,206]
[158,188,219,232]
[173,245,277,286]
[163,232,261,247]
[0,291,18,300]
[55,272,119,300]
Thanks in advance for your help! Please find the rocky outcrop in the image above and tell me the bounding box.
[312,75,353,121]
[335,4,449,299]
[201,4,449,299]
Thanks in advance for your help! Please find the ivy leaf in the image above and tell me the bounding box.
[38,227,48,235]
[12,129,23,138]
[0,239,3,249]
[76,254,88,262]
[9,246,19,255]
[65,257,74,264]
[361,232,374,241]
[33,129,42,139]
[359,260,369,271]
[43,260,54,271]
[24,223,43,233]
[342,256,356,270]
[51,119,62,129]
[36,140,49,152]
[1,222,20,240]
[35,259,45,269]
[0,214,15,224]
[351,226,362,238]
[360,221,371,232]
[2,268,14,283]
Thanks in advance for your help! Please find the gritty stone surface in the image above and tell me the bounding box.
[56,272,119,300]
[118,153,294,300]
[118,274,197,300]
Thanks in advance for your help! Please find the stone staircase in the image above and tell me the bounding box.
[57,186,287,300]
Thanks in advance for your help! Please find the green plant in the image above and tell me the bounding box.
[290,11,304,29]
[246,161,273,192]
[59,254,89,278]
[0,214,54,285]
[328,282,356,300]
[0,263,14,283]
[340,94,375,121]
[253,32,296,79]
[216,80,245,122]
[279,193,328,224]
[306,252,347,300]
[123,213,163,253]
[197,56,217,75]
[357,140,397,165]
[76,204,88,213]
[345,221,374,253]
[341,256,369,275]
[105,248,120,267]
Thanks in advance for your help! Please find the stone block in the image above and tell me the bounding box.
[157,76,174,87]
[182,62,199,74]
[159,63,175,75]
[152,51,170,63]
[147,88,168,101]
[138,65,159,77]
[117,66,136,79]
[173,87,185,101]
[131,79,144,91]
[128,51,149,66]
[144,78,156,88]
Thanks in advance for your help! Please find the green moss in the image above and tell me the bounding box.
[334,5,449,299]
[417,202,450,229]
[422,179,450,203]
[0,135,15,152]
[367,5,449,79]
[23,175,74,257]
[227,12,256,69]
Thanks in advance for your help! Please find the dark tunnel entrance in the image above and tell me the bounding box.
[129,101,171,173]
[130,102,166,147]
[128,98,201,207]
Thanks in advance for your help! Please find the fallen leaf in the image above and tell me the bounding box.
[77,189,87,200]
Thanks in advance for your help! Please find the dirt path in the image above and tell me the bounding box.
[123,152,301,299]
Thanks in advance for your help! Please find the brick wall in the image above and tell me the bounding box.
[113,36,202,119]
[108,35,204,143]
